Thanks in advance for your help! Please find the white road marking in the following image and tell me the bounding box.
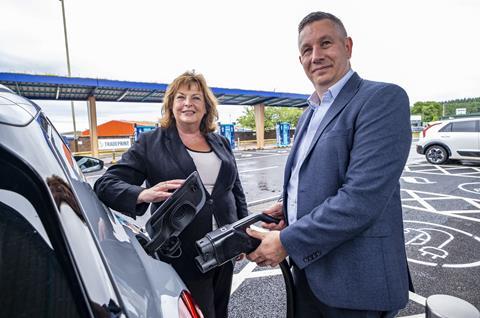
[247,195,281,207]
[405,208,480,223]
[407,258,437,266]
[403,196,460,201]
[405,163,480,179]
[231,261,431,312]
[400,315,425,318]
[435,165,452,175]
[402,189,480,223]
[406,159,427,165]
[458,182,480,195]
[403,190,437,212]
[401,177,435,184]
[247,269,282,278]
[443,261,480,268]
[241,151,284,155]
[447,210,480,214]
[236,153,288,161]
[455,171,480,175]
[405,220,480,268]
[239,166,279,174]
[231,262,257,295]
[409,291,427,306]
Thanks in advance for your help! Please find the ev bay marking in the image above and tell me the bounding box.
[404,220,480,268]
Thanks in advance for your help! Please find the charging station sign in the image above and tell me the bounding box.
[134,125,157,142]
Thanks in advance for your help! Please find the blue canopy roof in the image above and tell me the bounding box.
[0,72,309,107]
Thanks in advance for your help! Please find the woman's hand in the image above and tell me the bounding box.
[261,201,286,231]
[137,179,185,204]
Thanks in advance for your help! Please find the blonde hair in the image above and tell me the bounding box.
[160,71,218,134]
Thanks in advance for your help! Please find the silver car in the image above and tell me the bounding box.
[0,84,202,318]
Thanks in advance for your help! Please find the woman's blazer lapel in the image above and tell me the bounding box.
[206,133,235,198]
[163,127,197,178]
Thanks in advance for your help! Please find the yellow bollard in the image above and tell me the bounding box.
[111,150,117,164]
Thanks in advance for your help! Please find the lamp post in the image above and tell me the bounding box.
[59,0,78,152]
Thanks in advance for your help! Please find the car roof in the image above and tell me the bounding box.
[0,85,40,126]
[443,117,480,123]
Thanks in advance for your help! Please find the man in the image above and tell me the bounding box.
[246,11,412,317]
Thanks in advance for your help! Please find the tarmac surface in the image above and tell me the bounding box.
[86,142,480,317]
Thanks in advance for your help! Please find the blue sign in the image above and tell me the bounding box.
[219,123,235,149]
[134,125,157,141]
[276,122,291,147]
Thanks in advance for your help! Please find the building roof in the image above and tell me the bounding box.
[0,72,309,108]
[81,119,156,137]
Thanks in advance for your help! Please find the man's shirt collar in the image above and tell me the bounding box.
[307,69,354,108]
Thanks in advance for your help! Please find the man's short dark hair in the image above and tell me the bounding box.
[298,11,347,36]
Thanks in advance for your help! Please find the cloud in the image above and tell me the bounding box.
[2,0,480,133]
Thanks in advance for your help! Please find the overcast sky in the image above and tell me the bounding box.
[1,0,479,133]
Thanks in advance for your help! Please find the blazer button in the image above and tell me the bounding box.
[207,199,214,205]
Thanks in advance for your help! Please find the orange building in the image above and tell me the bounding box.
[72,120,158,152]
[81,120,158,137]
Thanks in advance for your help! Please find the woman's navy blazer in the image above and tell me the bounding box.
[94,126,248,279]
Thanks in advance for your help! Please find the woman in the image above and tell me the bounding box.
[94,71,248,318]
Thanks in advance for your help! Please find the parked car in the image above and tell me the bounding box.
[0,84,202,318]
[416,117,480,164]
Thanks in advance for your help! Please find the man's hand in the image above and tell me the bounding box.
[246,228,287,267]
[137,179,184,203]
[262,201,286,230]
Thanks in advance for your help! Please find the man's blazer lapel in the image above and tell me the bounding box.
[164,127,197,178]
[304,73,362,159]
[284,107,314,183]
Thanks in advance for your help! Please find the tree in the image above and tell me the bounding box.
[237,106,304,130]
[442,97,480,116]
[411,101,442,123]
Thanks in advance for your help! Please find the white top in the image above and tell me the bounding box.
[186,148,222,229]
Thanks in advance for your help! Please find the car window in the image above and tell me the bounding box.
[450,120,477,132]
[0,193,82,318]
[439,123,452,132]
[45,115,84,180]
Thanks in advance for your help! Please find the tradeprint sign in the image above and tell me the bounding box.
[98,138,131,150]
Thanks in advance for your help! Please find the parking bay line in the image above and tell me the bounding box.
[247,195,281,207]
[404,167,480,179]
[240,151,284,155]
[239,166,279,174]
[402,189,480,223]
[236,153,289,161]
[231,262,257,295]
[231,261,429,312]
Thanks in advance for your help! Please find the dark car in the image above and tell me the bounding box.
[0,84,202,318]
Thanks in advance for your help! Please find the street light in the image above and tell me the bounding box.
[59,0,78,152]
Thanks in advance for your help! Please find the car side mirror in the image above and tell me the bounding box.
[74,156,104,173]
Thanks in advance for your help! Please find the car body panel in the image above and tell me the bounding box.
[0,86,187,318]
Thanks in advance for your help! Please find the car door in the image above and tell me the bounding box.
[443,120,480,159]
